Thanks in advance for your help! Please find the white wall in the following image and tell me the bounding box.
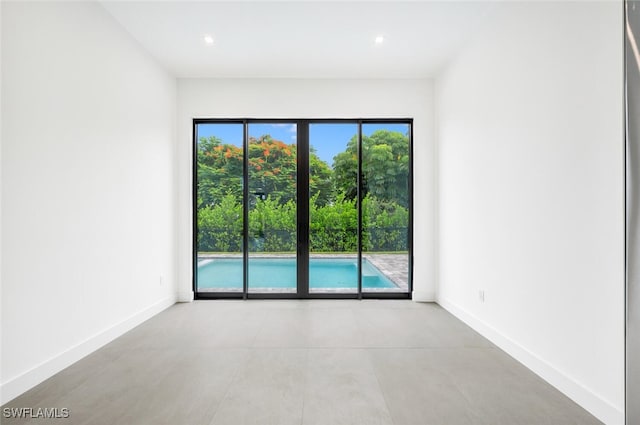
[1,2,177,403]
[0,1,4,402]
[436,2,623,424]
[177,78,435,301]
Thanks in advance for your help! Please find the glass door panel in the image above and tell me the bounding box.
[247,123,298,294]
[195,119,412,299]
[195,123,244,293]
[361,123,410,294]
[309,123,359,294]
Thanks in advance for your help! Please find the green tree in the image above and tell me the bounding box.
[333,130,409,207]
[197,136,243,208]
[196,130,410,254]
[309,146,334,206]
[198,134,333,207]
[247,135,297,204]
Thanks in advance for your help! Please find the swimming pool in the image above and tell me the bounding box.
[197,257,397,290]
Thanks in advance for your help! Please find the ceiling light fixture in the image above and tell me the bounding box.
[204,35,214,45]
[375,35,384,44]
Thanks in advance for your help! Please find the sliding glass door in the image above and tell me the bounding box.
[194,119,412,299]
[247,123,298,294]
[309,123,359,294]
[195,122,244,293]
[361,123,410,294]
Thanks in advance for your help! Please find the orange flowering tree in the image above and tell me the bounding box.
[197,135,332,208]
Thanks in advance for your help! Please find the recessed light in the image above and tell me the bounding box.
[375,35,384,44]
[204,35,214,45]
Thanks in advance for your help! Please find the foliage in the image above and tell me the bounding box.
[310,194,358,252]
[333,130,410,207]
[197,194,243,252]
[197,130,410,253]
[247,135,298,204]
[197,135,334,208]
[197,137,243,208]
[362,195,409,251]
[249,196,297,251]
[309,146,334,206]
[198,193,408,253]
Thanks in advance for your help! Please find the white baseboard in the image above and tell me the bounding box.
[437,297,624,425]
[0,296,175,405]
[412,290,436,302]
[177,290,194,302]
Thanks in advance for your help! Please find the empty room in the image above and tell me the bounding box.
[1,1,636,424]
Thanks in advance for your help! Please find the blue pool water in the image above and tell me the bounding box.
[197,258,396,289]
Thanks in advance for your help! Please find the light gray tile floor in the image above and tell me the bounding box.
[2,301,602,425]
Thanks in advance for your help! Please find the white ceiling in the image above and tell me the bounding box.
[100,1,495,79]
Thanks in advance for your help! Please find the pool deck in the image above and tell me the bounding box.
[197,253,409,293]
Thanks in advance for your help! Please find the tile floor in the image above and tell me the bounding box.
[2,300,602,425]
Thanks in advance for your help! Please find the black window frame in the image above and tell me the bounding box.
[192,118,414,300]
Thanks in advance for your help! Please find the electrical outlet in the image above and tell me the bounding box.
[159,275,164,286]
[479,290,485,303]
